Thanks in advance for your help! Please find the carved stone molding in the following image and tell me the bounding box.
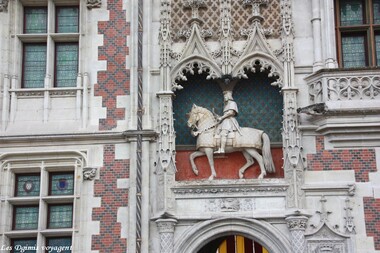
[344,198,356,234]
[87,0,102,9]
[0,0,9,12]
[83,167,97,181]
[206,198,254,212]
[286,216,308,231]
[172,181,288,196]
[305,219,352,253]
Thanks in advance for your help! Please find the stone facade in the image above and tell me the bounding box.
[0,0,379,253]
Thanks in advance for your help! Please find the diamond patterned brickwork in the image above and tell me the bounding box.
[231,0,281,40]
[171,0,220,42]
[261,0,281,38]
[364,197,380,250]
[92,145,129,252]
[171,1,281,42]
[95,0,130,130]
[307,136,376,182]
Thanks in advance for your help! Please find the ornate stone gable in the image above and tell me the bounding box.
[306,225,352,253]
[169,0,284,89]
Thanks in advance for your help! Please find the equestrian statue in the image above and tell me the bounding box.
[187,90,275,180]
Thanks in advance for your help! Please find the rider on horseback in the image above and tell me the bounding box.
[215,90,241,153]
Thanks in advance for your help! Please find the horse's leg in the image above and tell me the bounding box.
[246,149,266,179]
[189,150,205,176]
[238,150,255,179]
[205,148,217,180]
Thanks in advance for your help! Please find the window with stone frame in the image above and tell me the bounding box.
[3,164,78,252]
[335,0,380,67]
[21,3,79,88]
[11,238,37,253]
[46,237,72,253]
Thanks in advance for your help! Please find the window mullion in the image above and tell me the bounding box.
[368,0,377,65]
[46,1,55,88]
[336,0,344,66]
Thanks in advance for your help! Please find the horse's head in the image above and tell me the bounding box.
[187,104,199,128]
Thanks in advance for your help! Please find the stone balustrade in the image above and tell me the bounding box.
[305,68,380,104]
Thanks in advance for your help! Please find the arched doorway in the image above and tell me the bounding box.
[198,235,269,253]
[174,218,291,253]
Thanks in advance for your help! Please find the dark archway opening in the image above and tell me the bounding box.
[197,235,270,253]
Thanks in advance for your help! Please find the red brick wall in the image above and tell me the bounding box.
[92,1,131,251]
[175,147,284,180]
[92,145,129,252]
[364,197,380,250]
[307,136,376,182]
[95,0,130,130]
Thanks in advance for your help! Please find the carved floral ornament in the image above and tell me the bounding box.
[0,0,9,12]
[83,167,97,180]
[87,0,102,9]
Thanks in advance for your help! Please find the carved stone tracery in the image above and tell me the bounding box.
[305,196,353,253]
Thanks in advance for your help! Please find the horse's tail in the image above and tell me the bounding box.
[262,133,276,173]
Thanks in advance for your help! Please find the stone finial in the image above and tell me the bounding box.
[87,0,101,9]
[182,0,207,24]
[0,0,9,12]
[83,167,97,180]
[344,198,356,234]
[242,0,269,23]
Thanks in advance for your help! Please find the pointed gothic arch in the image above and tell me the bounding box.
[232,52,284,87]
[170,55,222,89]
[174,217,292,253]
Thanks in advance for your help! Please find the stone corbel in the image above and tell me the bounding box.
[0,0,9,12]
[87,0,102,9]
[83,167,98,181]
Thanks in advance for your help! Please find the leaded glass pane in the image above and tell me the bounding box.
[342,35,366,67]
[50,173,74,195]
[340,0,364,26]
[56,7,79,33]
[46,238,72,253]
[55,44,78,87]
[12,239,37,253]
[48,205,73,228]
[374,0,380,24]
[16,175,40,197]
[24,7,47,33]
[376,34,380,65]
[14,206,39,230]
[23,44,46,88]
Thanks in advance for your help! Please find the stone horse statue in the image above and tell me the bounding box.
[187,104,275,180]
